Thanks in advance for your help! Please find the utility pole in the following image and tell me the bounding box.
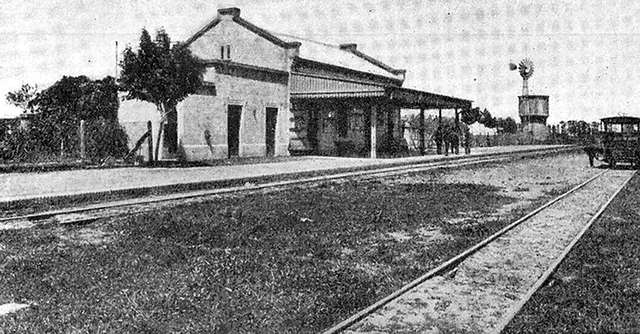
[115,41,119,79]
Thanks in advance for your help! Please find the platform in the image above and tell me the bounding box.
[0,145,569,204]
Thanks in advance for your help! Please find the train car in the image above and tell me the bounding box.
[584,116,640,167]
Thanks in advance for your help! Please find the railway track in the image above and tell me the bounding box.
[0,147,571,229]
[324,168,636,334]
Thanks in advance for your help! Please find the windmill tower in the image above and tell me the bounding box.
[510,58,549,141]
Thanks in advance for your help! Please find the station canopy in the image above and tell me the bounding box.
[385,87,472,110]
[290,74,471,110]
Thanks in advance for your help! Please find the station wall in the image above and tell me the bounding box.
[291,99,401,156]
[189,17,289,72]
[178,70,291,160]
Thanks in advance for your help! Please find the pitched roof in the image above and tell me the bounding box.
[182,8,404,82]
[183,8,300,49]
[272,33,404,81]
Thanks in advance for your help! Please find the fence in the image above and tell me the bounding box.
[403,125,577,155]
[0,118,135,165]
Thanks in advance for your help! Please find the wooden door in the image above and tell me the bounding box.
[227,105,242,158]
[265,108,278,157]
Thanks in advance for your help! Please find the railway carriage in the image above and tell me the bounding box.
[585,116,640,168]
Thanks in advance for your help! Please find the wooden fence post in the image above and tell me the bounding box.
[79,119,86,160]
[147,121,154,165]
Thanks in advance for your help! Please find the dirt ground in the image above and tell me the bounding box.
[502,173,640,334]
[383,152,600,233]
[347,167,632,333]
[0,151,606,333]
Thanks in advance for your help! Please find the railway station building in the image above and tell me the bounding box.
[119,7,472,161]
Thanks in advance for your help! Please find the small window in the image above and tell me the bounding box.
[196,82,216,96]
[220,45,231,60]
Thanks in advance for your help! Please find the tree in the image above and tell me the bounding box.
[479,108,496,128]
[119,28,206,161]
[86,118,129,160]
[460,107,481,125]
[31,75,120,154]
[495,117,518,133]
[566,120,591,142]
[6,83,38,114]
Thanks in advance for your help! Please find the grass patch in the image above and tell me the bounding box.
[1,148,571,218]
[0,156,585,333]
[0,174,519,333]
[503,174,640,334]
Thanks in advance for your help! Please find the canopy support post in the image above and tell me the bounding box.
[419,108,425,155]
[370,105,377,159]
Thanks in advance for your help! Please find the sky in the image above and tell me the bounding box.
[1,0,639,123]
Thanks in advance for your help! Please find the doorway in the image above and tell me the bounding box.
[227,105,242,158]
[307,110,319,154]
[265,107,278,157]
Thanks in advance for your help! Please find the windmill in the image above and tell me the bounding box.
[510,58,549,141]
[509,58,534,95]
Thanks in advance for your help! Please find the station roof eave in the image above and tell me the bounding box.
[385,87,472,110]
[289,74,472,110]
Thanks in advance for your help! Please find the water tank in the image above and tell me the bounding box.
[519,95,549,140]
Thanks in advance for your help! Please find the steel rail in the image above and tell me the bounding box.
[0,156,497,224]
[321,169,609,334]
[0,147,571,226]
[491,169,637,334]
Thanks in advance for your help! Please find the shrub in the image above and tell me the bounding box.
[0,127,42,162]
[85,118,129,161]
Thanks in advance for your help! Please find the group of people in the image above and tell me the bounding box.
[432,124,472,155]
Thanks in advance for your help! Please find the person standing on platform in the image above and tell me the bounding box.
[434,125,443,155]
[464,126,471,154]
[451,129,460,155]
[442,125,450,156]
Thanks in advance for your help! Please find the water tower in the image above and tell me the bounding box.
[510,58,549,141]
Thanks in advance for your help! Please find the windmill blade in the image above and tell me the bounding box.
[518,58,534,79]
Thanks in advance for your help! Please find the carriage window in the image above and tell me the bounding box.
[611,124,622,133]
[633,124,639,132]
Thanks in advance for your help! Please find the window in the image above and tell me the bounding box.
[196,82,216,96]
[220,45,231,60]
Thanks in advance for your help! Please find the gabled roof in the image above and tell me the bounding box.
[182,8,405,82]
[183,8,300,49]
[271,33,404,81]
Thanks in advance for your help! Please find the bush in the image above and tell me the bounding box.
[0,119,129,164]
[0,127,42,162]
[334,138,355,156]
[86,118,129,161]
[379,136,409,156]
